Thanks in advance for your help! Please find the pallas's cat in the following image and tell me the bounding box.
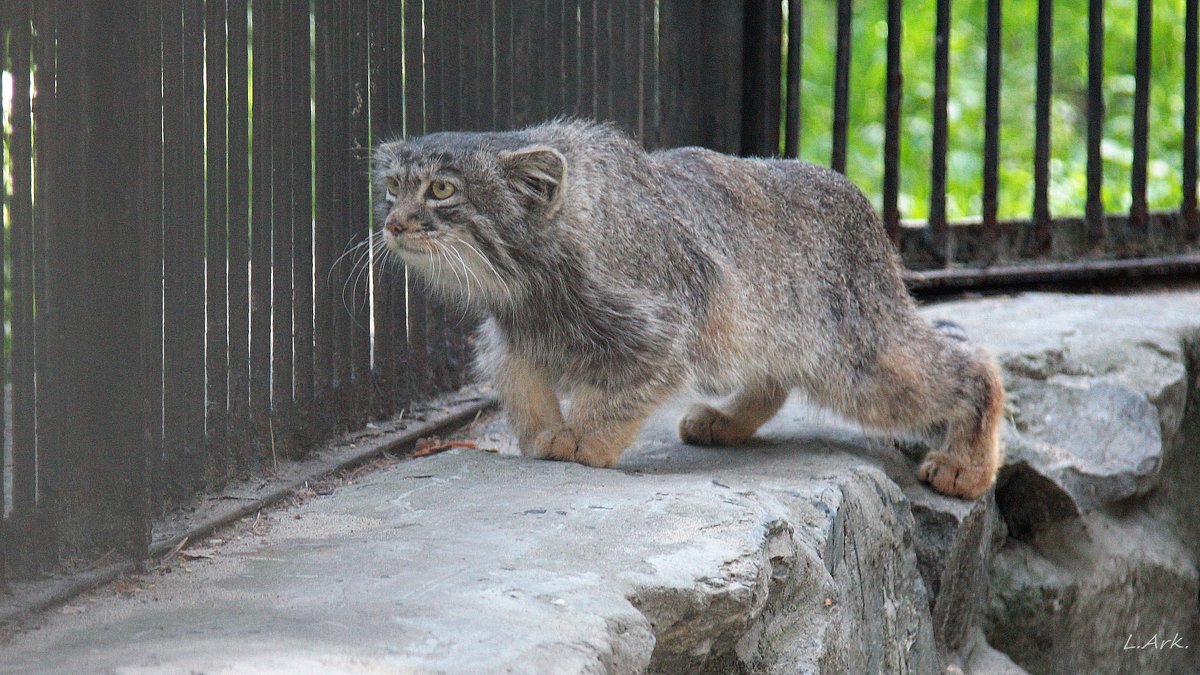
[373,120,1003,499]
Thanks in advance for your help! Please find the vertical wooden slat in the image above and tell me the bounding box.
[656,1,743,152]
[1031,0,1053,252]
[206,0,230,471]
[294,1,315,415]
[547,0,567,117]
[403,0,432,396]
[369,0,394,417]
[227,0,251,456]
[563,0,581,119]
[384,0,410,412]
[32,1,59,567]
[1186,0,1200,241]
[9,0,36,529]
[1130,0,1153,232]
[314,0,337,423]
[348,0,372,416]
[40,2,150,558]
[1,0,12,580]
[929,0,951,261]
[250,0,274,434]
[594,0,613,121]
[742,0,782,157]
[140,0,165,513]
[982,0,1002,254]
[883,0,902,242]
[578,0,596,119]
[162,0,207,497]
[273,0,296,422]
[512,2,543,126]
[784,0,803,160]
[640,0,657,146]
[830,0,852,172]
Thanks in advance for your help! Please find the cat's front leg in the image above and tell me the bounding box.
[490,352,565,454]
[533,382,667,468]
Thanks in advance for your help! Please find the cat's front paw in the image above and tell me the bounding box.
[917,451,994,500]
[678,404,752,446]
[532,426,621,468]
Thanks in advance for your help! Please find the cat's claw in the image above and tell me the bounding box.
[917,451,993,500]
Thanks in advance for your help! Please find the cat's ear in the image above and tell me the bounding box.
[500,145,567,216]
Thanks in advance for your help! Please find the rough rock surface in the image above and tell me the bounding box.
[926,291,1200,675]
[1,291,1197,675]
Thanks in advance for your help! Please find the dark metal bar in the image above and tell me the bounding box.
[982,0,1002,251]
[1085,0,1105,244]
[831,0,852,172]
[784,0,803,159]
[906,254,1200,294]
[206,0,230,466]
[1032,0,1053,250]
[929,0,951,259]
[227,0,251,454]
[1130,0,1153,231]
[883,0,901,242]
[1187,0,1200,241]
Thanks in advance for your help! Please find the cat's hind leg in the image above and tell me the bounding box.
[679,380,788,446]
[827,334,1003,500]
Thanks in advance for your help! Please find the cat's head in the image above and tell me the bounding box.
[372,131,568,310]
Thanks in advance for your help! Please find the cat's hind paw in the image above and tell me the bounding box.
[678,404,753,446]
[917,451,995,500]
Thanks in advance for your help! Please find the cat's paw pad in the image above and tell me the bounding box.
[678,405,751,446]
[917,451,994,500]
[533,427,619,468]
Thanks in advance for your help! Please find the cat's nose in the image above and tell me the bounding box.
[384,216,409,236]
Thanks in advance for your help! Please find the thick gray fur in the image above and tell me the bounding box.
[372,120,1004,499]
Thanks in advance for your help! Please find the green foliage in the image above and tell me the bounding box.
[789,0,1191,220]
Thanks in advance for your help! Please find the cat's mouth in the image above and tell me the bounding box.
[384,231,439,255]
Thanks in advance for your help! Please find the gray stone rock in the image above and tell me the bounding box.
[986,511,1199,675]
[926,293,1195,537]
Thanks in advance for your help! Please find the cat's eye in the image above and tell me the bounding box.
[429,180,456,200]
[386,176,400,195]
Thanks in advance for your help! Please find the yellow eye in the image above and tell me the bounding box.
[429,180,455,200]
[386,176,400,195]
